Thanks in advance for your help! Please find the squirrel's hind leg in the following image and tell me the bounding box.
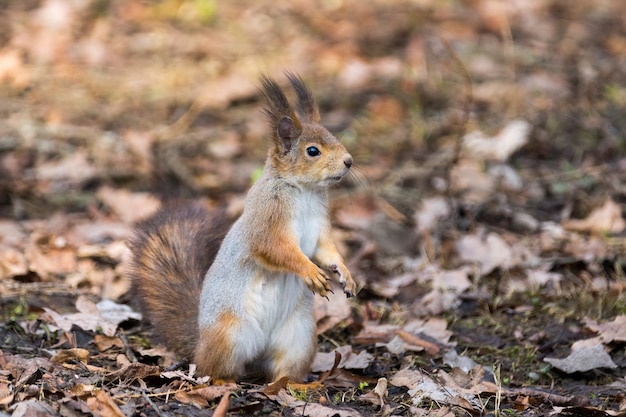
[265,309,317,382]
[194,311,247,380]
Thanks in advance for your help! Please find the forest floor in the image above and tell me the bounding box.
[1,0,625,416]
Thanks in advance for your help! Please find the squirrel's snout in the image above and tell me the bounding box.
[343,155,353,169]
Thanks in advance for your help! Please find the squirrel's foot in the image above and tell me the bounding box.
[329,263,357,298]
[303,264,332,297]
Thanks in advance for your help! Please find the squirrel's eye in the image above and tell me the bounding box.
[306,146,321,157]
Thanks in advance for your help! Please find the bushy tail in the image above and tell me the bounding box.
[128,202,230,359]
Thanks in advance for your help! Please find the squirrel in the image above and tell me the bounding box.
[128,73,357,382]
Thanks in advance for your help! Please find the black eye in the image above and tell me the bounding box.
[306,146,321,157]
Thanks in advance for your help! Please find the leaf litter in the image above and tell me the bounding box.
[1,0,626,416]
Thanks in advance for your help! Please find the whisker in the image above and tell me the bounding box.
[346,166,369,189]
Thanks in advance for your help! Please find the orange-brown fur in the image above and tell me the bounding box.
[194,311,240,377]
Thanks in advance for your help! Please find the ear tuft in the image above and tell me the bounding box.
[259,75,302,152]
[285,72,320,123]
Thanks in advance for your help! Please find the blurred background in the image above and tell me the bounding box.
[1,0,626,412]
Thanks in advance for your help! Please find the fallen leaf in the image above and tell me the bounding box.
[456,232,514,275]
[397,330,440,355]
[96,186,160,224]
[583,315,626,344]
[415,196,451,234]
[93,335,125,351]
[35,150,98,187]
[359,377,387,408]
[50,348,90,365]
[462,119,531,162]
[564,198,626,234]
[174,390,209,408]
[311,346,373,373]
[42,296,141,337]
[314,288,353,334]
[449,159,494,203]
[9,399,57,417]
[544,341,618,373]
[70,383,97,398]
[369,273,418,298]
[0,382,14,407]
[442,349,479,373]
[106,363,161,382]
[413,267,471,315]
[212,390,231,417]
[86,389,125,417]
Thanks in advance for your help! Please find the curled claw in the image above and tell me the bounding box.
[328,262,357,298]
[304,265,331,297]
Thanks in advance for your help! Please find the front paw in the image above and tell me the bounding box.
[302,264,332,297]
[329,263,357,298]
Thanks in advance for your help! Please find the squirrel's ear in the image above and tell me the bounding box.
[276,116,299,153]
[260,75,302,154]
[286,72,320,123]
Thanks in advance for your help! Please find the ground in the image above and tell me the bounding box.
[0,0,625,416]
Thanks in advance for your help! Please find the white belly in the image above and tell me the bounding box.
[292,189,325,257]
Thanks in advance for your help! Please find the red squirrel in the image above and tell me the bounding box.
[128,74,356,382]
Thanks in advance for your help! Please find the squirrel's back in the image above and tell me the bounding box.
[128,202,230,359]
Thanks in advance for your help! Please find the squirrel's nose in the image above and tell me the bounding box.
[344,155,353,169]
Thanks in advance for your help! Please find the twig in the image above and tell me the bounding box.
[139,379,171,417]
[118,332,137,363]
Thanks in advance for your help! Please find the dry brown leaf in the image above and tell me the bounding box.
[583,315,626,344]
[212,390,231,417]
[397,330,440,355]
[314,288,353,334]
[292,401,363,417]
[358,377,387,408]
[404,317,454,346]
[262,376,289,395]
[50,348,90,365]
[5,354,55,386]
[93,335,125,351]
[0,382,14,407]
[106,363,161,382]
[9,399,57,417]
[24,235,77,280]
[191,384,237,402]
[42,296,140,337]
[86,389,125,417]
[564,198,626,234]
[96,186,160,224]
[413,267,471,315]
[35,150,98,186]
[311,346,374,373]
[70,383,97,398]
[0,245,28,279]
[390,367,496,411]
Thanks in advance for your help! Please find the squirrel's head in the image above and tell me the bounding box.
[260,73,353,187]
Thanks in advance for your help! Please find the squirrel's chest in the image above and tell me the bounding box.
[291,190,326,257]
